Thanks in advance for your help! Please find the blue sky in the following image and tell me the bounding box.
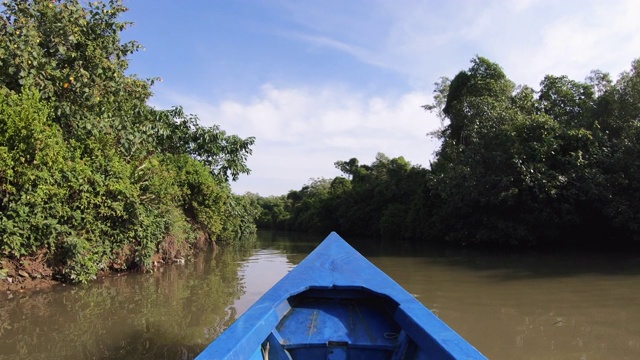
[121,0,640,196]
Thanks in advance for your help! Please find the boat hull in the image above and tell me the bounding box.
[196,232,487,360]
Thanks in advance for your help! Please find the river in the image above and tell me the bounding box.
[1,230,640,359]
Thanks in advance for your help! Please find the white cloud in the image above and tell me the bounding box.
[145,0,640,196]
[154,85,440,196]
[493,0,640,86]
[281,0,640,88]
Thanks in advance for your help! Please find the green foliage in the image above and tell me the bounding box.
[0,0,150,143]
[260,56,640,250]
[0,89,66,257]
[256,153,428,240]
[285,178,334,233]
[218,193,260,243]
[425,56,640,248]
[153,107,255,182]
[255,195,291,229]
[441,57,515,146]
[0,0,256,282]
[166,154,227,235]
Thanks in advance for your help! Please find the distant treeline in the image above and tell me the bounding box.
[253,56,640,249]
[0,0,256,282]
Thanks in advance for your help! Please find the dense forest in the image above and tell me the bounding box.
[0,0,257,283]
[255,56,640,250]
[2,1,639,285]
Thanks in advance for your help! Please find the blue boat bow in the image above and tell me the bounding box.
[196,232,487,360]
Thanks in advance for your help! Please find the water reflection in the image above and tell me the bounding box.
[2,231,640,360]
[0,244,252,360]
[233,250,293,316]
[232,231,323,315]
[366,250,640,360]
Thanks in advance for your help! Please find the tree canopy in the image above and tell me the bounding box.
[424,56,640,248]
[0,0,256,282]
[256,56,640,250]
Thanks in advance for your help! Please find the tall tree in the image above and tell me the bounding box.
[0,0,257,282]
[425,56,640,248]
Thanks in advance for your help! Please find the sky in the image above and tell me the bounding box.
[120,0,640,196]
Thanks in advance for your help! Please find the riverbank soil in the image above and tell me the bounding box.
[0,252,58,293]
[0,235,216,294]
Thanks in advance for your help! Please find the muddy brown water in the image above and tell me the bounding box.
[1,231,640,359]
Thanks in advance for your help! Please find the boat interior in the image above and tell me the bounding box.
[253,287,430,360]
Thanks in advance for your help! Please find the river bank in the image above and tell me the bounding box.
[0,234,218,294]
[1,252,59,293]
[2,231,640,359]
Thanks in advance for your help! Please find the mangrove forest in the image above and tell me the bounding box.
[255,56,640,250]
[2,0,640,287]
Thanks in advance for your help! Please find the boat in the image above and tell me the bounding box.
[196,232,487,360]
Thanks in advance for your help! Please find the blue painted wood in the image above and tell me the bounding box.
[196,232,487,360]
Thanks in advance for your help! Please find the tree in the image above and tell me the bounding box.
[424,56,640,248]
[440,56,515,146]
[0,0,256,282]
[152,106,254,182]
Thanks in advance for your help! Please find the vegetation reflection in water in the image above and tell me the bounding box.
[3,231,640,360]
[0,231,323,360]
[0,242,253,360]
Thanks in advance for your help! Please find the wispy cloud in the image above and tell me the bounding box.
[140,0,640,196]
[279,0,640,87]
[286,33,372,62]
